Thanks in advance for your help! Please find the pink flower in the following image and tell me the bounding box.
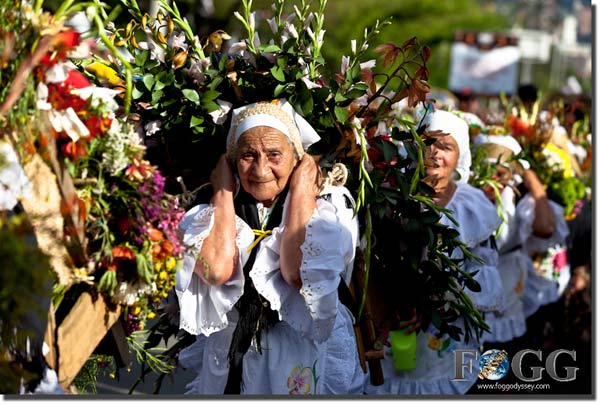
[552,248,568,271]
[287,365,312,395]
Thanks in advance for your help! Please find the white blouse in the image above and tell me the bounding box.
[175,184,365,395]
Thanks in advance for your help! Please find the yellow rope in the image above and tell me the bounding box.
[245,229,273,253]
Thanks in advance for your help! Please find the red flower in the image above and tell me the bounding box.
[61,140,87,161]
[64,69,91,89]
[84,115,112,139]
[40,30,81,66]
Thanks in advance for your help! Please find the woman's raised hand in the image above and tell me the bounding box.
[210,154,236,194]
[289,154,322,198]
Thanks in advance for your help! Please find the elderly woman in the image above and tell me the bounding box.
[175,99,364,395]
[366,109,503,395]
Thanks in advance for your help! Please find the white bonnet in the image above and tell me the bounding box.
[421,109,471,183]
[226,99,320,161]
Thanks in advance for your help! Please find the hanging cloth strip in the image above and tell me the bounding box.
[223,187,287,394]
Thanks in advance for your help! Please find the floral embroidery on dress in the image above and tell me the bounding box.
[531,244,569,282]
[303,241,323,257]
[425,333,456,358]
[287,360,319,395]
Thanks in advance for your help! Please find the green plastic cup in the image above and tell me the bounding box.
[389,329,417,371]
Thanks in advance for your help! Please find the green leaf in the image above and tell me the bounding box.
[190,116,204,128]
[274,83,290,97]
[334,106,348,122]
[334,91,347,103]
[259,44,282,53]
[151,90,164,104]
[142,74,155,91]
[381,140,397,163]
[182,89,200,104]
[132,86,144,100]
[134,50,149,67]
[270,66,286,82]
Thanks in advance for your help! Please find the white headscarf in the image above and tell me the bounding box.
[226,99,320,161]
[421,109,471,183]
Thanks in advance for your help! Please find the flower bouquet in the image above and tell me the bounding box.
[0,0,186,391]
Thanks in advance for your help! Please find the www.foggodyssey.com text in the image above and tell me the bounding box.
[476,381,552,391]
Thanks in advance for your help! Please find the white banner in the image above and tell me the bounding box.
[448,42,521,95]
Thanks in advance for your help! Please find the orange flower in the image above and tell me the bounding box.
[125,158,154,182]
[112,246,136,260]
[147,226,164,241]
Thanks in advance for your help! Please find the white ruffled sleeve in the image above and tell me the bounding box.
[175,204,254,336]
[251,186,357,343]
[516,193,570,254]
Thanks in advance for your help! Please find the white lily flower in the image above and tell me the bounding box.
[138,37,166,64]
[228,41,247,54]
[340,55,349,75]
[45,63,69,84]
[304,13,315,28]
[285,23,299,39]
[351,40,357,55]
[71,87,121,111]
[170,31,188,51]
[249,11,256,32]
[375,121,388,137]
[49,108,90,142]
[301,76,321,89]
[266,17,278,34]
[353,94,369,106]
[209,99,233,125]
[360,59,376,71]
[68,39,93,59]
[0,141,33,211]
[36,83,51,110]
[252,31,261,49]
[233,11,244,24]
[316,30,325,47]
[306,26,315,41]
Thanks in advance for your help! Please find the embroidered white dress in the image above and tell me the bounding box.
[482,188,571,342]
[175,185,365,395]
[365,182,503,395]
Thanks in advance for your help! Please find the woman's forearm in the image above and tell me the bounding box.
[280,191,316,288]
[524,170,556,238]
[196,189,238,285]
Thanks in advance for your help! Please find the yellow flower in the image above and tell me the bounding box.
[159,270,168,280]
[154,261,163,271]
[132,306,142,316]
[165,257,177,271]
[147,312,156,319]
[427,334,443,350]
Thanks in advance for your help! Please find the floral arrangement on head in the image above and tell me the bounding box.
[503,96,586,217]
[91,0,491,348]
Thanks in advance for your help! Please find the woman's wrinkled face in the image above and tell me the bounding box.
[424,133,460,188]
[235,126,298,206]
